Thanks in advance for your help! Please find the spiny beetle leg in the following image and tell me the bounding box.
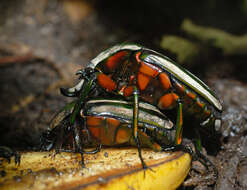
[175,101,183,145]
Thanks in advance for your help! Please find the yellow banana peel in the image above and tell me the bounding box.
[0,148,191,190]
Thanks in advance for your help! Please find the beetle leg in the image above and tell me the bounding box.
[132,86,139,140]
[81,115,93,143]
[61,79,94,166]
[132,87,148,170]
[194,129,202,151]
[137,130,162,152]
[162,144,218,180]
[194,147,218,179]
[73,121,85,167]
[54,126,65,154]
[70,78,95,125]
[135,136,149,170]
[175,101,183,145]
[162,144,193,155]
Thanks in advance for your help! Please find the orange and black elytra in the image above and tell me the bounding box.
[60,43,223,168]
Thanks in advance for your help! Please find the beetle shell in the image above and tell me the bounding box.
[42,98,176,151]
[83,99,173,129]
[64,43,222,129]
[82,98,175,148]
[89,44,221,111]
[95,44,221,126]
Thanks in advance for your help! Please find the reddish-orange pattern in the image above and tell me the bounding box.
[106,51,127,71]
[97,73,116,92]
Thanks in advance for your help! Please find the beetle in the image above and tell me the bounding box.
[60,43,222,167]
[41,98,180,168]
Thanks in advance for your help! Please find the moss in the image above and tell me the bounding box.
[181,19,247,56]
[160,35,201,65]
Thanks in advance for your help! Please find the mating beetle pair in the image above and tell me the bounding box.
[56,43,222,168]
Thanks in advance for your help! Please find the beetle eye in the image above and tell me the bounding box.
[214,119,221,131]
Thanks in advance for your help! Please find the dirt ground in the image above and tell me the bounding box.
[0,1,246,189]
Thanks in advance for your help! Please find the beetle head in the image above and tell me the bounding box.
[60,68,97,97]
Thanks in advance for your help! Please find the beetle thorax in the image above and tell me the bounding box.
[109,58,139,95]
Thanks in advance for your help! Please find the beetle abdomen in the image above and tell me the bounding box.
[172,78,217,123]
[82,98,176,150]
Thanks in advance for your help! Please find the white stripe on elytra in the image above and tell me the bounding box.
[87,99,166,117]
[89,44,142,69]
[147,55,222,111]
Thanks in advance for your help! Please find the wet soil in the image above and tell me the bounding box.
[0,1,246,189]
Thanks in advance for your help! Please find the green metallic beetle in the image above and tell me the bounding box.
[60,43,222,168]
[41,98,182,168]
